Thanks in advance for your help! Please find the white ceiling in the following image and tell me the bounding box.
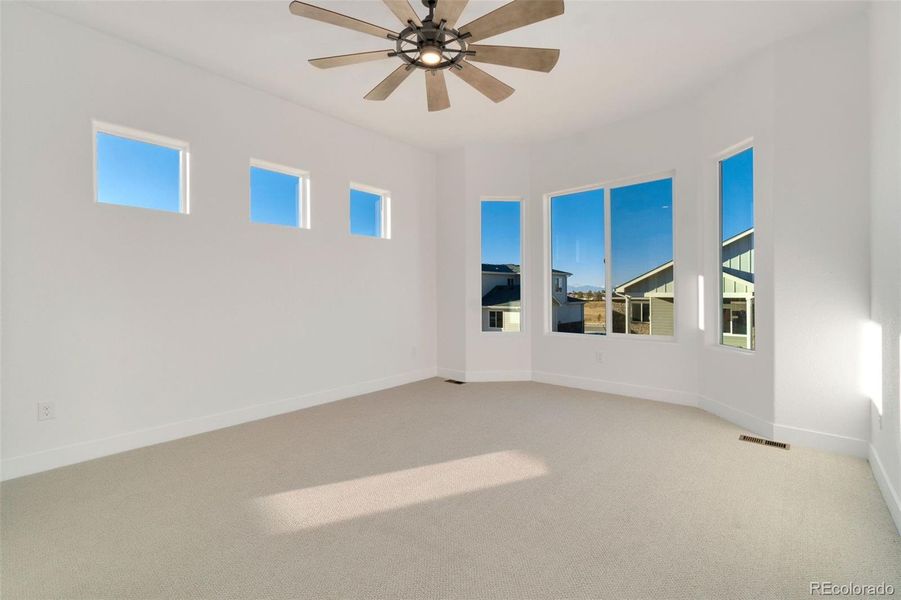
[37,0,865,151]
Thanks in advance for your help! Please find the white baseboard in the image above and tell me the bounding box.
[436,367,531,382]
[463,370,533,382]
[532,370,699,407]
[774,423,868,458]
[698,395,774,439]
[436,367,466,381]
[869,444,901,536]
[0,368,437,481]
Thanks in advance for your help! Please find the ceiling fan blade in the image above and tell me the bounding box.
[383,0,422,27]
[365,65,415,101]
[289,1,397,40]
[433,0,469,28]
[458,0,564,44]
[425,70,451,112]
[467,45,559,72]
[451,62,514,103]
[309,50,395,69]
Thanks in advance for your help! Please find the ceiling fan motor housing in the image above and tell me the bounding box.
[394,14,471,71]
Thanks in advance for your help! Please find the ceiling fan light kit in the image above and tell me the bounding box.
[290,0,564,111]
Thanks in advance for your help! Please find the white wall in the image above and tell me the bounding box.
[772,15,871,453]
[1,4,437,479]
[436,149,466,379]
[868,1,901,534]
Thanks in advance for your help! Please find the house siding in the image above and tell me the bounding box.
[650,297,675,336]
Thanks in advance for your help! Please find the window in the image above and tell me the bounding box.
[94,121,188,213]
[249,160,309,228]
[719,147,755,350]
[350,185,390,238]
[481,199,521,333]
[631,301,650,323]
[549,188,605,335]
[610,178,674,336]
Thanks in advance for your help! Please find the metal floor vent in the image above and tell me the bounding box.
[445,379,465,385]
[739,434,790,450]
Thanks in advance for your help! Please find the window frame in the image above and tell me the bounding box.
[488,310,504,330]
[92,120,190,214]
[715,140,755,353]
[349,182,391,240]
[544,171,676,342]
[479,196,525,335]
[249,158,311,229]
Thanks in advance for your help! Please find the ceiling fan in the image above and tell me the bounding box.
[288,0,564,111]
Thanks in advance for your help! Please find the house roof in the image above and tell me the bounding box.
[614,261,674,292]
[614,227,755,291]
[481,263,572,276]
[482,263,520,274]
[482,285,521,308]
[723,227,754,247]
[723,266,754,284]
[552,295,587,306]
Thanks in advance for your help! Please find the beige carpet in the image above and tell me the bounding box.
[2,379,899,599]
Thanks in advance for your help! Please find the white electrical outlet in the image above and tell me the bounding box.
[595,352,603,364]
[37,402,55,421]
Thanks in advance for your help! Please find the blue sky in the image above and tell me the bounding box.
[611,178,673,287]
[551,188,605,289]
[250,166,300,227]
[721,147,754,241]
[481,201,521,264]
[350,188,382,237]
[96,132,181,212]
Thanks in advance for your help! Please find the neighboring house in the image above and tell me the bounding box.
[720,228,755,349]
[481,264,585,333]
[612,228,754,346]
[481,264,522,332]
[550,269,586,333]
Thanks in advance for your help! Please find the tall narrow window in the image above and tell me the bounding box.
[94,122,188,214]
[350,186,390,238]
[719,147,755,350]
[481,200,522,332]
[549,188,604,335]
[249,160,308,228]
[610,178,674,336]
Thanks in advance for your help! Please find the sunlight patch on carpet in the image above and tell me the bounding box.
[251,450,548,532]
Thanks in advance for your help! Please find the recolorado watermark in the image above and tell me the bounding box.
[810,581,895,596]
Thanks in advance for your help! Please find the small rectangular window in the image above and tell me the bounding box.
[249,160,309,228]
[350,185,390,238]
[94,121,188,214]
[610,177,674,337]
[481,199,522,333]
[719,147,754,350]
